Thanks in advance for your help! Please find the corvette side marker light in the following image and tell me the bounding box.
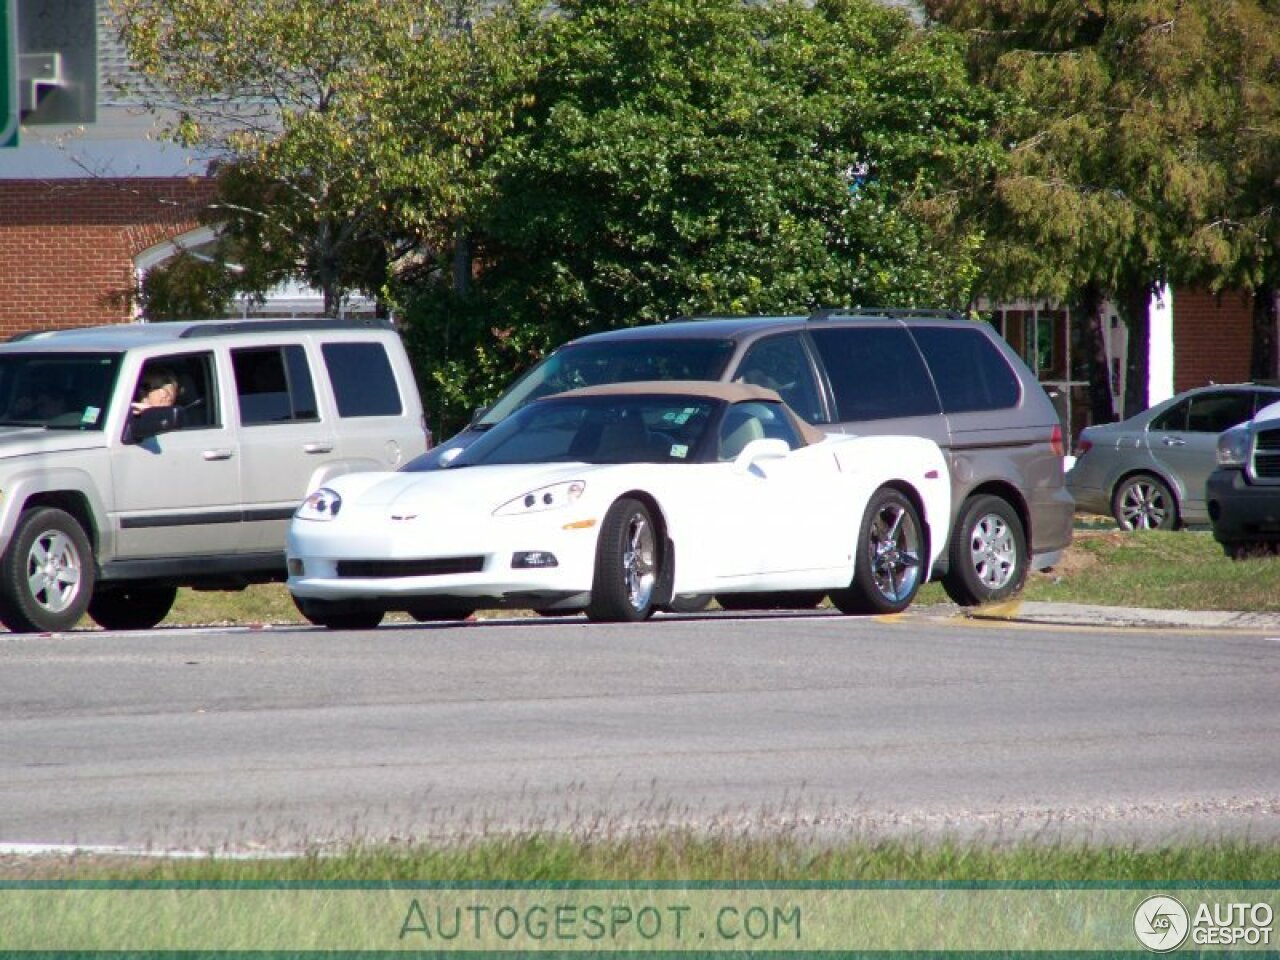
[562,518,597,530]
[925,470,940,479]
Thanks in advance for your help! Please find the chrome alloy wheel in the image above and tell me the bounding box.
[26,527,84,615]
[868,499,922,604]
[622,511,657,613]
[967,511,1017,591]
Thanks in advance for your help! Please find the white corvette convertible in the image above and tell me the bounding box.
[286,382,950,629]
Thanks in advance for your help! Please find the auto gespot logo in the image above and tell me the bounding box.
[1134,895,1274,952]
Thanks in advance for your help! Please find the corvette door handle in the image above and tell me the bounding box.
[303,441,334,454]
[1162,437,1186,447]
[202,448,234,461]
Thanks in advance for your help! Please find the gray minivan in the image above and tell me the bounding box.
[416,309,1074,606]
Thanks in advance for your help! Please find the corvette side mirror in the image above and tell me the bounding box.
[733,437,791,471]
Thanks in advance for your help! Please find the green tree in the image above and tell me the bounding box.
[402,0,1005,432]
[111,0,539,315]
[926,0,1280,417]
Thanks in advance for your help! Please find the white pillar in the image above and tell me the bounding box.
[1148,284,1175,405]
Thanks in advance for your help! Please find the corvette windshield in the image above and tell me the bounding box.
[478,338,734,427]
[448,395,720,466]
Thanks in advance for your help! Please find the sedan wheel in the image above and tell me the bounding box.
[586,498,660,622]
[1112,474,1178,531]
[830,488,923,615]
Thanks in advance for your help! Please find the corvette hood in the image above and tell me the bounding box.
[336,463,603,519]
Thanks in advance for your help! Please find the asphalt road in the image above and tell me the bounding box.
[1,610,1277,853]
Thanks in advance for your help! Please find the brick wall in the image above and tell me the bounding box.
[1173,288,1256,392]
[0,177,216,336]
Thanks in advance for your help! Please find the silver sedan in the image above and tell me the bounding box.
[1068,384,1280,530]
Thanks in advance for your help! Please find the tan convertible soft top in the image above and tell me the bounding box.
[554,380,828,447]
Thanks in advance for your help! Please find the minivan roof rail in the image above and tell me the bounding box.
[807,307,963,322]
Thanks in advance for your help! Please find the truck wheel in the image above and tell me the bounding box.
[0,507,95,633]
[88,585,178,631]
[941,494,1027,606]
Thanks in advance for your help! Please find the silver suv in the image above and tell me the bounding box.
[420,309,1074,606]
[0,318,427,633]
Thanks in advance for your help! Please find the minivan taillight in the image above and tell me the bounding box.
[1050,424,1065,458]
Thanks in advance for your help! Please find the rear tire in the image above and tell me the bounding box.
[292,595,384,630]
[586,498,660,623]
[941,494,1027,606]
[1112,473,1179,530]
[0,508,95,633]
[830,487,924,615]
[88,584,178,631]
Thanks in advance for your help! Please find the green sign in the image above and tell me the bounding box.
[0,0,15,147]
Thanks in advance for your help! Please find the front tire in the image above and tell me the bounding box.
[830,487,924,615]
[0,507,95,633]
[586,498,660,623]
[1112,473,1178,530]
[941,494,1027,606]
[88,584,178,631]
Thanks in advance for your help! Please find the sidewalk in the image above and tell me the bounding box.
[964,599,1280,632]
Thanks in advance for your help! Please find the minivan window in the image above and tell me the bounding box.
[735,334,825,423]
[480,338,735,426]
[233,345,319,424]
[910,326,1021,413]
[809,326,940,421]
[322,342,402,417]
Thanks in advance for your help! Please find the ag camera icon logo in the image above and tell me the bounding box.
[1134,895,1190,952]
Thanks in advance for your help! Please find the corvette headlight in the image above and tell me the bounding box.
[297,487,343,520]
[1217,426,1252,467]
[494,481,586,516]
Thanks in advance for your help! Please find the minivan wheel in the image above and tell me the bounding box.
[88,584,178,631]
[1111,473,1178,531]
[830,487,924,615]
[0,508,96,633]
[941,494,1028,607]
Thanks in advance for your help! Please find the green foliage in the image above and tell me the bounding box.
[112,0,541,313]
[400,0,1005,431]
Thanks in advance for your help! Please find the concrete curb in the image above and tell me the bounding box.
[966,600,1280,631]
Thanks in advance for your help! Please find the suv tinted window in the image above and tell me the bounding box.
[233,345,319,424]
[322,342,402,417]
[0,352,120,430]
[911,326,1021,413]
[809,326,940,421]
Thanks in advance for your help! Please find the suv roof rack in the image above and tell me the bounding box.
[807,307,963,322]
[178,317,392,338]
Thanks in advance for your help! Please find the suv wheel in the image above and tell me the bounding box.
[0,507,96,633]
[292,595,384,630]
[941,495,1027,607]
[88,585,178,631]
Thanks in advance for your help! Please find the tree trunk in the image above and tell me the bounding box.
[1250,284,1277,381]
[1121,280,1152,418]
[1076,282,1115,426]
[452,227,471,296]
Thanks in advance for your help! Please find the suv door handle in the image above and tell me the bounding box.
[203,448,234,461]
[303,441,334,454]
